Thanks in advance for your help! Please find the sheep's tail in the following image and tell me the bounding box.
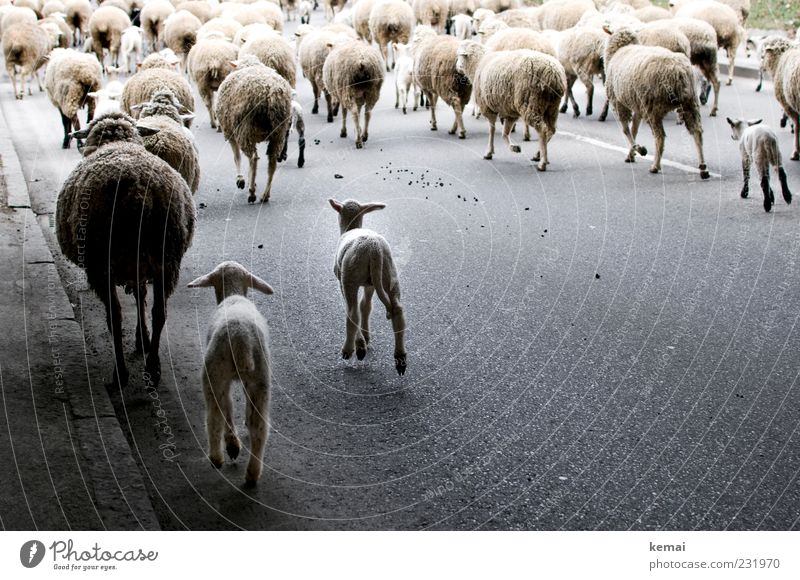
[370,251,393,319]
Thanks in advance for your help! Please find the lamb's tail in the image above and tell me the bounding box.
[370,251,393,319]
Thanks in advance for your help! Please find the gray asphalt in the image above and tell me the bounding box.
[3,20,800,530]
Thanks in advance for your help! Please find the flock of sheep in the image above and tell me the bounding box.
[1,0,799,486]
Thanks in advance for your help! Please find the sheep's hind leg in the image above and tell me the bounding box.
[352,105,364,148]
[219,379,241,461]
[363,106,372,143]
[390,303,407,376]
[778,166,792,204]
[229,141,247,195]
[427,92,438,131]
[649,118,665,173]
[450,101,466,139]
[133,283,150,355]
[483,111,497,159]
[99,281,129,387]
[684,113,710,179]
[244,380,268,487]
[144,276,166,387]
[260,142,280,203]
[340,106,348,139]
[532,126,551,171]
[502,117,521,153]
[247,151,259,204]
[761,172,774,212]
[202,368,227,469]
[791,113,800,161]
[60,113,73,149]
[357,286,374,360]
[740,156,750,198]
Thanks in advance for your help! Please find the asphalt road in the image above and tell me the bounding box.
[3,20,800,530]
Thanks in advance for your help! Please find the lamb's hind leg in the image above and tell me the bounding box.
[244,379,269,487]
[483,111,497,159]
[340,282,360,360]
[741,155,751,198]
[202,366,230,469]
[357,286,374,360]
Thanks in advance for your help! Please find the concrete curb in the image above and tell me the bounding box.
[0,105,160,530]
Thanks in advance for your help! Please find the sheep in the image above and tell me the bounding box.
[553,25,605,118]
[119,25,143,73]
[413,0,448,33]
[164,9,202,71]
[452,13,472,39]
[369,0,414,71]
[232,22,274,46]
[132,88,200,193]
[456,41,565,170]
[414,34,472,138]
[328,198,407,375]
[479,0,518,12]
[176,1,212,23]
[603,26,710,179]
[673,16,721,116]
[64,0,91,46]
[761,36,800,161]
[250,1,284,31]
[449,0,478,17]
[299,28,347,121]
[672,0,743,86]
[534,0,595,31]
[42,0,65,17]
[485,26,555,55]
[636,20,691,57]
[633,5,670,22]
[187,261,274,487]
[238,32,296,87]
[726,118,792,212]
[352,0,377,42]
[324,0,345,22]
[393,41,417,113]
[39,15,70,49]
[88,5,132,69]
[88,80,124,119]
[283,0,298,21]
[323,40,384,148]
[140,0,175,52]
[216,54,292,203]
[671,0,749,24]
[56,111,195,387]
[299,0,311,23]
[2,22,52,99]
[470,7,494,33]
[187,37,237,129]
[121,67,195,123]
[44,48,102,148]
[477,18,508,43]
[197,17,243,41]
[1,6,37,37]
[139,46,181,69]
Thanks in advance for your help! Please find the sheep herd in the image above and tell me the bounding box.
[1,0,798,486]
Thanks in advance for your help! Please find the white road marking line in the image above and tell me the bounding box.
[559,130,722,179]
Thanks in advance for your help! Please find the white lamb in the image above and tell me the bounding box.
[393,41,417,114]
[328,198,407,376]
[188,261,274,487]
[298,0,311,24]
[726,118,793,212]
[120,25,142,74]
[452,13,472,40]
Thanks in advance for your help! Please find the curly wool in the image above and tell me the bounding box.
[238,33,296,88]
[139,0,174,50]
[88,6,131,63]
[2,21,51,77]
[164,9,202,63]
[414,35,472,112]
[485,27,555,56]
[138,113,200,194]
[413,0,448,31]
[187,38,237,127]
[637,21,692,57]
[368,0,414,53]
[353,0,377,42]
[322,40,384,115]
[44,48,102,119]
[534,0,595,31]
[175,1,212,24]
[121,68,195,123]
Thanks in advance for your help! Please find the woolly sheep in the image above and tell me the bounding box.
[449,0,478,17]
[328,198,407,375]
[633,5,670,22]
[140,0,175,52]
[477,18,507,43]
[456,41,565,170]
[232,22,274,46]
[64,0,91,46]
[761,36,800,161]
[238,32,296,87]
[535,0,595,31]
[352,0,377,42]
[197,17,242,41]
[553,25,605,118]
[494,7,539,29]
[636,20,691,57]
[42,0,65,17]
[671,0,748,24]
[479,0,518,13]
[324,0,346,22]
[298,28,347,121]
[45,48,102,147]
[88,80,124,119]
[187,261,275,487]
[323,40,384,148]
[175,1,212,23]
[673,16,721,116]
[139,46,181,68]
[164,9,202,71]
[216,54,292,203]
[452,13,472,40]
[470,7,494,34]
[88,5,132,69]
[56,111,195,387]
[393,41,417,113]
[121,67,195,124]
[672,0,743,85]
[1,5,37,35]
[413,0,448,33]
[133,88,200,193]
[187,37,237,129]
[2,22,52,99]
[485,26,555,55]
[39,16,70,49]
[120,25,143,73]
[603,26,710,178]
[726,118,792,212]
[369,0,414,71]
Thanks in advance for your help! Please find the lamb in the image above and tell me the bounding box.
[139,46,181,69]
[134,88,200,193]
[278,97,306,168]
[121,67,195,124]
[452,13,472,40]
[56,111,195,387]
[673,16,721,116]
[215,54,292,203]
[64,0,91,46]
[603,26,710,178]
[726,118,792,212]
[760,36,800,161]
[323,40,384,148]
[2,22,52,99]
[456,41,566,170]
[88,80,124,119]
[393,41,417,114]
[324,0,346,21]
[238,32,296,87]
[164,9,202,72]
[187,261,275,487]
[44,48,102,148]
[299,0,311,24]
[413,0,448,33]
[328,198,407,375]
[88,5,132,69]
[414,34,473,138]
[187,37,237,129]
[672,0,743,85]
[352,0,377,42]
[553,25,605,118]
[368,0,414,71]
[119,25,143,73]
[139,0,175,52]
[41,14,72,49]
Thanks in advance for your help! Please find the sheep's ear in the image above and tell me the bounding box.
[71,127,91,139]
[328,198,343,213]
[87,91,99,98]
[249,274,274,296]
[136,125,160,137]
[602,24,612,35]
[180,113,195,123]
[187,273,215,287]
[748,119,763,126]
[229,60,239,68]
[361,202,386,214]
[726,117,735,126]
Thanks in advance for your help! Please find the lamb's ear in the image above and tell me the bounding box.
[361,202,386,213]
[748,119,763,126]
[71,127,91,139]
[249,274,274,295]
[602,24,612,35]
[87,91,99,98]
[136,125,160,137]
[328,198,343,212]
[180,113,195,123]
[726,117,735,126]
[229,60,239,68]
[187,273,215,288]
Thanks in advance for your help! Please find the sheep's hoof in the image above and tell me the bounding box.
[341,349,352,360]
[236,176,245,189]
[764,197,773,212]
[741,188,749,198]
[573,110,580,118]
[226,441,240,460]
[636,145,648,156]
[312,103,319,114]
[559,104,567,114]
[244,473,259,488]
[458,131,466,139]
[210,455,223,469]
[510,145,521,153]
[144,356,161,387]
[780,116,788,128]
[62,139,71,149]
[216,127,222,133]
[532,151,541,162]
[402,107,407,114]
[783,191,792,204]
[356,347,367,360]
[413,106,417,112]
[726,79,732,86]
[483,153,493,160]
[247,193,256,203]
[710,109,717,117]
[362,133,368,142]
[327,114,334,123]
[340,130,347,138]
[523,135,530,142]
[598,113,607,122]
[649,166,660,174]
[355,141,363,149]
[395,353,406,376]
[430,125,437,131]
[791,152,799,161]
[699,165,710,180]
[260,192,270,203]
[395,103,399,109]
[586,107,593,116]
[536,162,547,172]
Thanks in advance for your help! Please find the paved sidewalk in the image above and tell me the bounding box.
[0,107,159,530]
